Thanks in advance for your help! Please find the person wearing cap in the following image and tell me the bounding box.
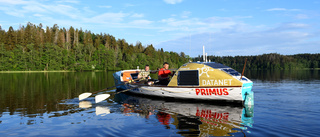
[158,62,173,85]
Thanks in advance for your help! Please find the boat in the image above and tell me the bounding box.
[113,47,254,105]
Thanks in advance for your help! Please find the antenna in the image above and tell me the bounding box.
[203,46,205,62]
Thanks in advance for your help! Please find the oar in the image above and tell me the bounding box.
[79,77,142,101]
[79,68,177,102]
[95,83,145,103]
[240,58,248,80]
[79,68,177,100]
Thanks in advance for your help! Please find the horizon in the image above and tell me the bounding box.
[0,0,319,57]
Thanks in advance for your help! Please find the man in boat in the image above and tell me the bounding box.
[138,65,156,81]
[138,65,151,80]
[158,62,174,85]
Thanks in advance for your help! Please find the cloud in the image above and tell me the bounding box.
[56,0,80,4]
[159,16,243,33]
[131,13,144,18]
[0,0,28,5]
[33,14,43,17]
[129,20,153,25]
[266,8,300,12]
[295,14,309,19]
[0,0,81,19]
[163,0,183,4]
[99,5,112,8]
[46,4,81,19]
[181,11,191,18]
[156,22,319,57]
[266,8,287,11]
[88,12,127,23]
[124,3,135,7]
[279,23,309,29]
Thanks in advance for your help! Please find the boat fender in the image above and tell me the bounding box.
[244,92,254,106]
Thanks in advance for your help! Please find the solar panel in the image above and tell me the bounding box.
[178,70,199,86]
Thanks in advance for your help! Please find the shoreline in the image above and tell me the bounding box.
[0,68,319,73]
[0,70,110,73]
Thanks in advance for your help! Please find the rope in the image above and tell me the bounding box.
[140,87,192,93]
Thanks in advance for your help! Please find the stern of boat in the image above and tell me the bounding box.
[242,81,254,106]
[113,71,127,90]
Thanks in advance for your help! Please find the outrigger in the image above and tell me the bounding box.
[113,47,254,105]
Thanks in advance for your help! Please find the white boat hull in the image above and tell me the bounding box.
[125,85,244,102]
[112,61,254,105]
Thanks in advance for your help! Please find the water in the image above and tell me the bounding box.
[0,70,319,137]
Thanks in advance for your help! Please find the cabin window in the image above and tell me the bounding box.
[178,70,199,86]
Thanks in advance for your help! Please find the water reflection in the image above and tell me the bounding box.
[3,70,318,136]
[245,69,320,81]
[0,72,115,116]
[113,93,254,136]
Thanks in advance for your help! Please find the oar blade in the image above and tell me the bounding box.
[96,106,110,116]
[95,94,110,103]
[79,93,92,101]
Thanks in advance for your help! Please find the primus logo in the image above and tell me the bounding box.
[195,88,229,96]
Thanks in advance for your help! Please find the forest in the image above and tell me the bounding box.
[0,23,189,71]
[194,53,320,70]
[0,23,319,71]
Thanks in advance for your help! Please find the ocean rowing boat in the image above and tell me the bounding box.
[113,61,254,105]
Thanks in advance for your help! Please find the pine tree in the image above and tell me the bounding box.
[5,26,16,50]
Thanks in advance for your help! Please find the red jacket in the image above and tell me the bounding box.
[158,68,171,79]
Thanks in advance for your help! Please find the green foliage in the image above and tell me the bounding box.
[194,53,320,70]
[0,23,190,71]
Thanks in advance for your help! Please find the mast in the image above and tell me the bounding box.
[203,46,205,62]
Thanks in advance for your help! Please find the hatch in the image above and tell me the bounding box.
[177,70,199,86]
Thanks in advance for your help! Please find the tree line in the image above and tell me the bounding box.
[194,53,320,70]
[0,23,190,71]
[1,23,318,71]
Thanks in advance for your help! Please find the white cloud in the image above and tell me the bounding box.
[0,0,28,5]
[163,0,183,4]
[295,14,309,19]
[99,5,112,8]
[0,0,81,19]
[0,7,25,17]
[159,16,243,33]
[266,8,287,11]
[87,12,127,23]
[271,23,309,31]
[131,13,144,18]
[124,3,135,7]
[266,8,300,12]
[181,11,191,18]
[57,0,79,4]
[22,4,47,13]
[161,18,204,27]
[46,4,80,19]
[33,14,43,17]
[129,20,153,25]
[156,22,319,57]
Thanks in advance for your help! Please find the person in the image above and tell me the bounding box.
[138,65,156,82]
[158,62,173,85]
[156,112,171,129]
[138,65,151,80]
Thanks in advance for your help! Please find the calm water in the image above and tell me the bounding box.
[0,70,319,137]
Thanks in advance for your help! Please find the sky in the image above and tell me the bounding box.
[0,0,319,57]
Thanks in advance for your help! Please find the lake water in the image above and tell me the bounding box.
[0,70,319,137]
